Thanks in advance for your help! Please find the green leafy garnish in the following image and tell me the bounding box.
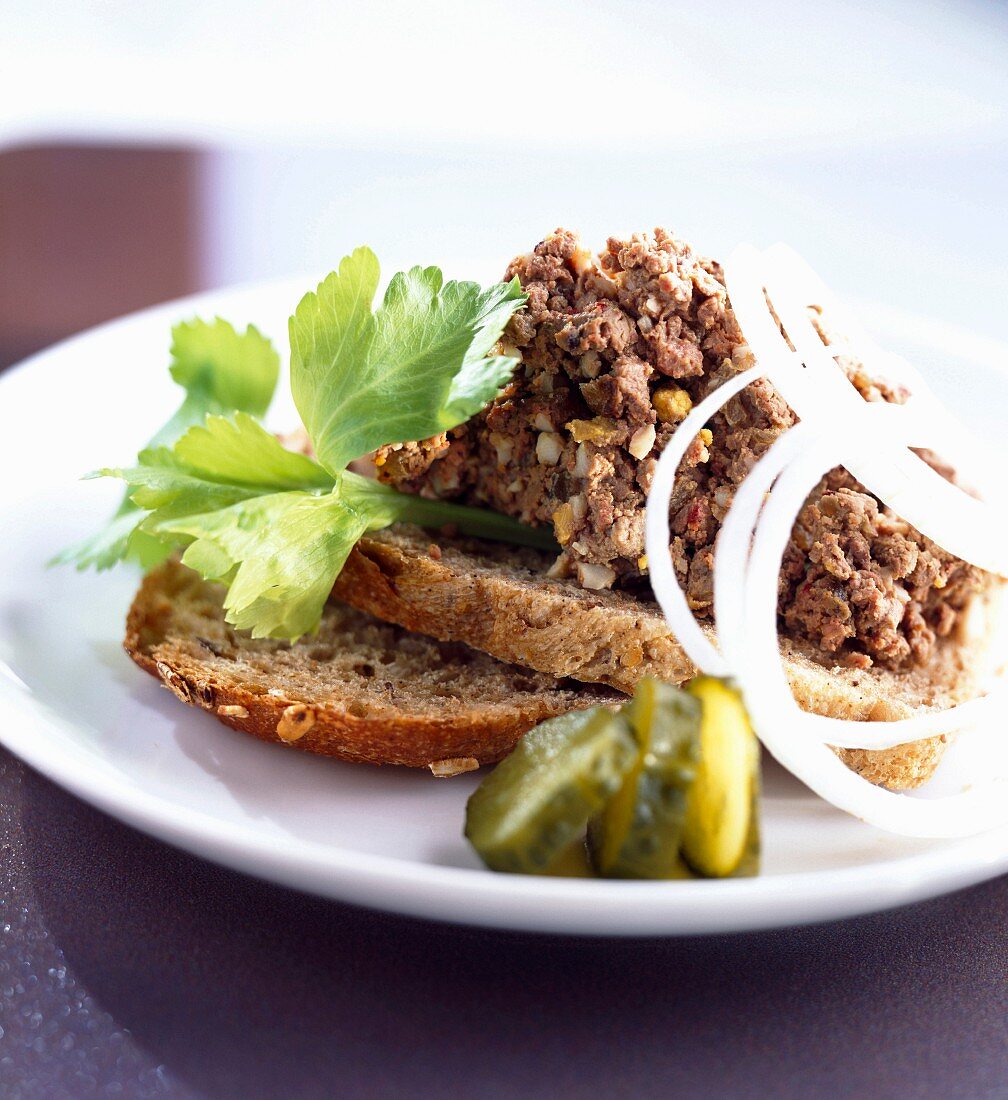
[289,247,525,473]
[64,249,546,640]
[166,316,279,425]
[54,318,279,570]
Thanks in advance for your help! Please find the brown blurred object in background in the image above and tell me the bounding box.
[0,145,202,370]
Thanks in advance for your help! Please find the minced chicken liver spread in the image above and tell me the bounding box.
[376,228,981,672]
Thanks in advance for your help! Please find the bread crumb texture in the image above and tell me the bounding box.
[125,559,620,767]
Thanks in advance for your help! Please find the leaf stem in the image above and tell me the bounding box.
[342,472,558,552]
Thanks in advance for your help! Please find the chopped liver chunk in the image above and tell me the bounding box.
[376,228,981,671]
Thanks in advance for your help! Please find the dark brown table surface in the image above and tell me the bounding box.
[4,142,1008,1099]
[3,745,1008,1099]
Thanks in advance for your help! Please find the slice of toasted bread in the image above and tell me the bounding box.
[332,525,1005,789]
[125,559,620,769]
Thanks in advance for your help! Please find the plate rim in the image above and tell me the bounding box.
[5,661,1008,936]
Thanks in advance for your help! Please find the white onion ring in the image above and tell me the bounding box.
[644,365,762,676]
[720,426,1005,750]
[723,245,838,418]
[712,421,814,676]
[756,249,1008,576]
[762,242,934,399]
[642,242,1008,836]
[736,438,1008,837]
[762,243,927,399]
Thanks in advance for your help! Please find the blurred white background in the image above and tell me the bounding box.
[1,0,1006,372]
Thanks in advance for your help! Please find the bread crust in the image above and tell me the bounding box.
[125,560,619,769]
[332,526,1004,790]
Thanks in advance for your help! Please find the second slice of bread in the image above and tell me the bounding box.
[332,525,1003,790]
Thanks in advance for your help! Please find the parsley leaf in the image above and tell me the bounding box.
[161,493,368,641]
[102,413,552,641]
[102,415,346,639]
[162,413,332,494]
[167,317,278,421]
[104,415,333,515]
[69,249,543,641]
[56,318,280,569]
[290,247,525,474]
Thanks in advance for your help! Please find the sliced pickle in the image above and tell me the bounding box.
[543,838,594,878]
[464,708,637,874]
[681,677,761,878]
[587,677,701,879]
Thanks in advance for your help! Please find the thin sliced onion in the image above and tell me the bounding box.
[712,421,813,676]
[648,394,996,753]
[845,445,1008,578]
[644,365,762,677]
[729,433,1003,749]
[762,243,928,400]
[749,248,868,420]
[734,708,1008,839]
[754,246,1008,576]
[735,438,1008,836]
[722,246,835,419]
[762,242,934,399]
[642,241,1008,837]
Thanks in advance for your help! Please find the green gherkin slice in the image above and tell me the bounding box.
[464,707,637,874]
[542,839,594,878]
[681,677,761,878]
[588,678,701,879]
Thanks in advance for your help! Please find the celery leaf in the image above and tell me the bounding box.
[56,318,280,569]
[290,248,525,474]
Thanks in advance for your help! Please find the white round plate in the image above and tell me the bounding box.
[3,274,1008,936]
